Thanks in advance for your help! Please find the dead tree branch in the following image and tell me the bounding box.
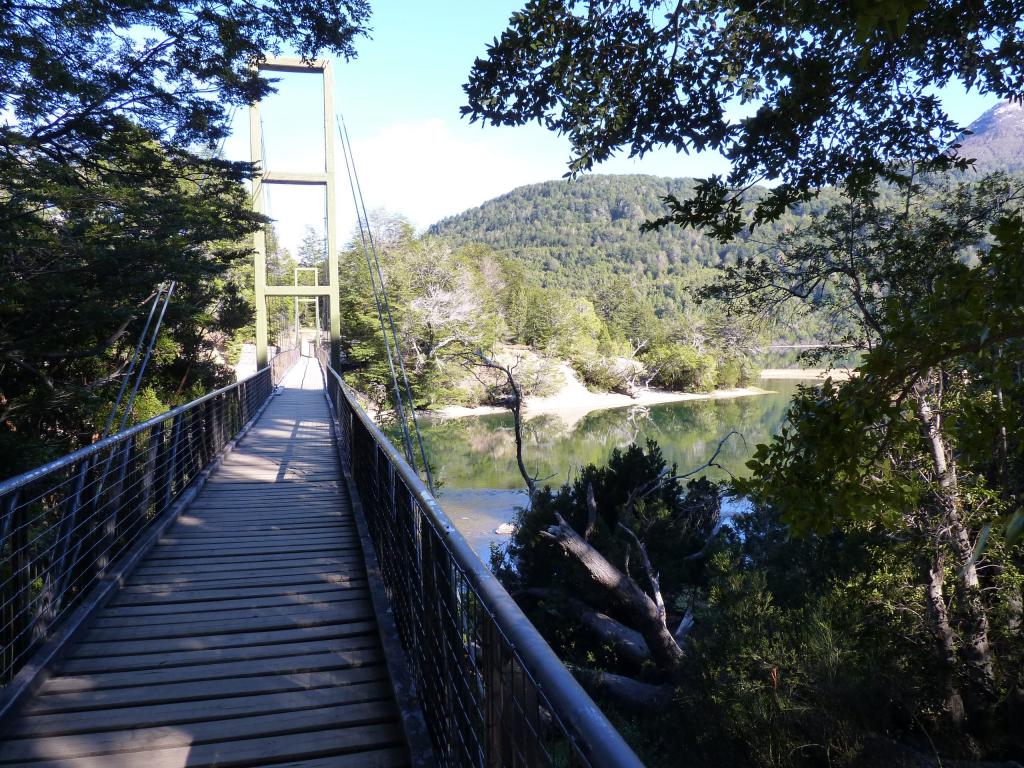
[541,512,684,674]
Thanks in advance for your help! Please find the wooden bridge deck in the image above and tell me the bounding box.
[0,359,410,767]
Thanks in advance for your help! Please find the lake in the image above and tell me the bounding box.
[416,378,808,560]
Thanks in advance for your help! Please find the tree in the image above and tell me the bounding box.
[0,1,371,472]
[492,434,738,708]
[464,0,1024,236]
[723,175,1024,730]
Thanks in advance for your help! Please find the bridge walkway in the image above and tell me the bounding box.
[0,359,410,767]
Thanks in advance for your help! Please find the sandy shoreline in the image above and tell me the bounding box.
[429,384,770,422]
[759,368,852,380]
[423,366,851,423]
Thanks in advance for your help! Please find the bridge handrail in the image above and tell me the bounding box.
[321,359,645,768]
[0,348,296,497]
[0,347,300,684]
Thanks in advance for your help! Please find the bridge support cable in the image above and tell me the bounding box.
[100,283,167,439]
[52,281,178,611]
[336,122,417,470]
[337,115,434,491]
[114,280,175,435]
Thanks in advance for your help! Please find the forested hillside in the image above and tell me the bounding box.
[429,174,838,321]
[957,101,1024,174]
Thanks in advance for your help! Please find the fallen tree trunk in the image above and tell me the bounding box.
[541,513,684,675]
[521,588,651,668]
[571,666,675,713]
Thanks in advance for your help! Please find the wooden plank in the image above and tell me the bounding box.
[117,573,364,598]
[142,540,358,560]
[180,501,345,511]
[130,557,363,580]
[71,621,380,658]
[163,527,346,541]
[110,578,363,606]
[107,581,360,614]
[142,542,362,561]
[25,663,389,715]
[263,748,409,768]
[158,528,354,542]
[100,589,367,619]
[150,534,357,553]
[91,593,370,627]
[0,721,405,768]
[6,681,395,738]
[193,486,343,497]
[169,517,347,528]
[61,634,379,675]
[204,473,343,483]
[41,648,383,695]
[0,700,399,763]
[127,560,363,584]
[80,601,375,642]
[121,569,365,592]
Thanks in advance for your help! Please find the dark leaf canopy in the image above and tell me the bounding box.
[0,0,371,469]
[463,0,1024,237]
[0,0,371,158]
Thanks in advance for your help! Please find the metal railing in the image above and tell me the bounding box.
[0,347,299,683]
[320,358,644,768]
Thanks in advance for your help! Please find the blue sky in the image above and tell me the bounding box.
[224,0,1001,258]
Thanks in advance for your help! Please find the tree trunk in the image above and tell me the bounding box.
[541,514,684,675]
[915,380,997,709]
[922,545,966,729]
[571,667,675,713]
[565,593,652,668]
[947,513,998,704]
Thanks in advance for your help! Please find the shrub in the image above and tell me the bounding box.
[643,344,717,391]
[715,353,758,388]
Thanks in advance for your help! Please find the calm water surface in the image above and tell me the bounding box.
[415,378,808,559]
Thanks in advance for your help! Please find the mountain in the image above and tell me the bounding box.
[428,174,837,313]
[429,108,1020,312]
[957,100,1024,173]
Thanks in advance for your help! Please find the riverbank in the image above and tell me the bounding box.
[759,368,852,380]
[434,385,769,421]
[429,362,770,424]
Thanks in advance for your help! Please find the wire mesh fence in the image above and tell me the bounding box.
[319,357,644,768]
[0,348,298,684]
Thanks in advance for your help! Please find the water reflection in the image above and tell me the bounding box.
[411,378,809,559]
[420,379,804,491]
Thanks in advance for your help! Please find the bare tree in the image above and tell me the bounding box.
[463,350,539,500]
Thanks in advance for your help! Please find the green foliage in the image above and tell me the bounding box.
[731,177,1024,538]
[495,436,1012,767]
[431,174,831,345]
[0,0,370,474]
[714,176,1024,758]
[464,0,1021,235]
[642,344,718,392]
[715,353,758,389]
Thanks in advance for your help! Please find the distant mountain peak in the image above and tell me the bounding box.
[956,100,1024,173]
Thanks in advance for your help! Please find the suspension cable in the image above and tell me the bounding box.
[337,123,417,469]
[117,281,176,433]
[101,284,167,439]
[335,117,432,493]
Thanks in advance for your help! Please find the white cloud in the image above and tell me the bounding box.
[341,118,563,234]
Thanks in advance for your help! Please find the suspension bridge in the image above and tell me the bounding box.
[0,349,644,767]
[0,57,645,767]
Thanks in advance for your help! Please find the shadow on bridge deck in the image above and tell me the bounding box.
[0,359,410,767]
